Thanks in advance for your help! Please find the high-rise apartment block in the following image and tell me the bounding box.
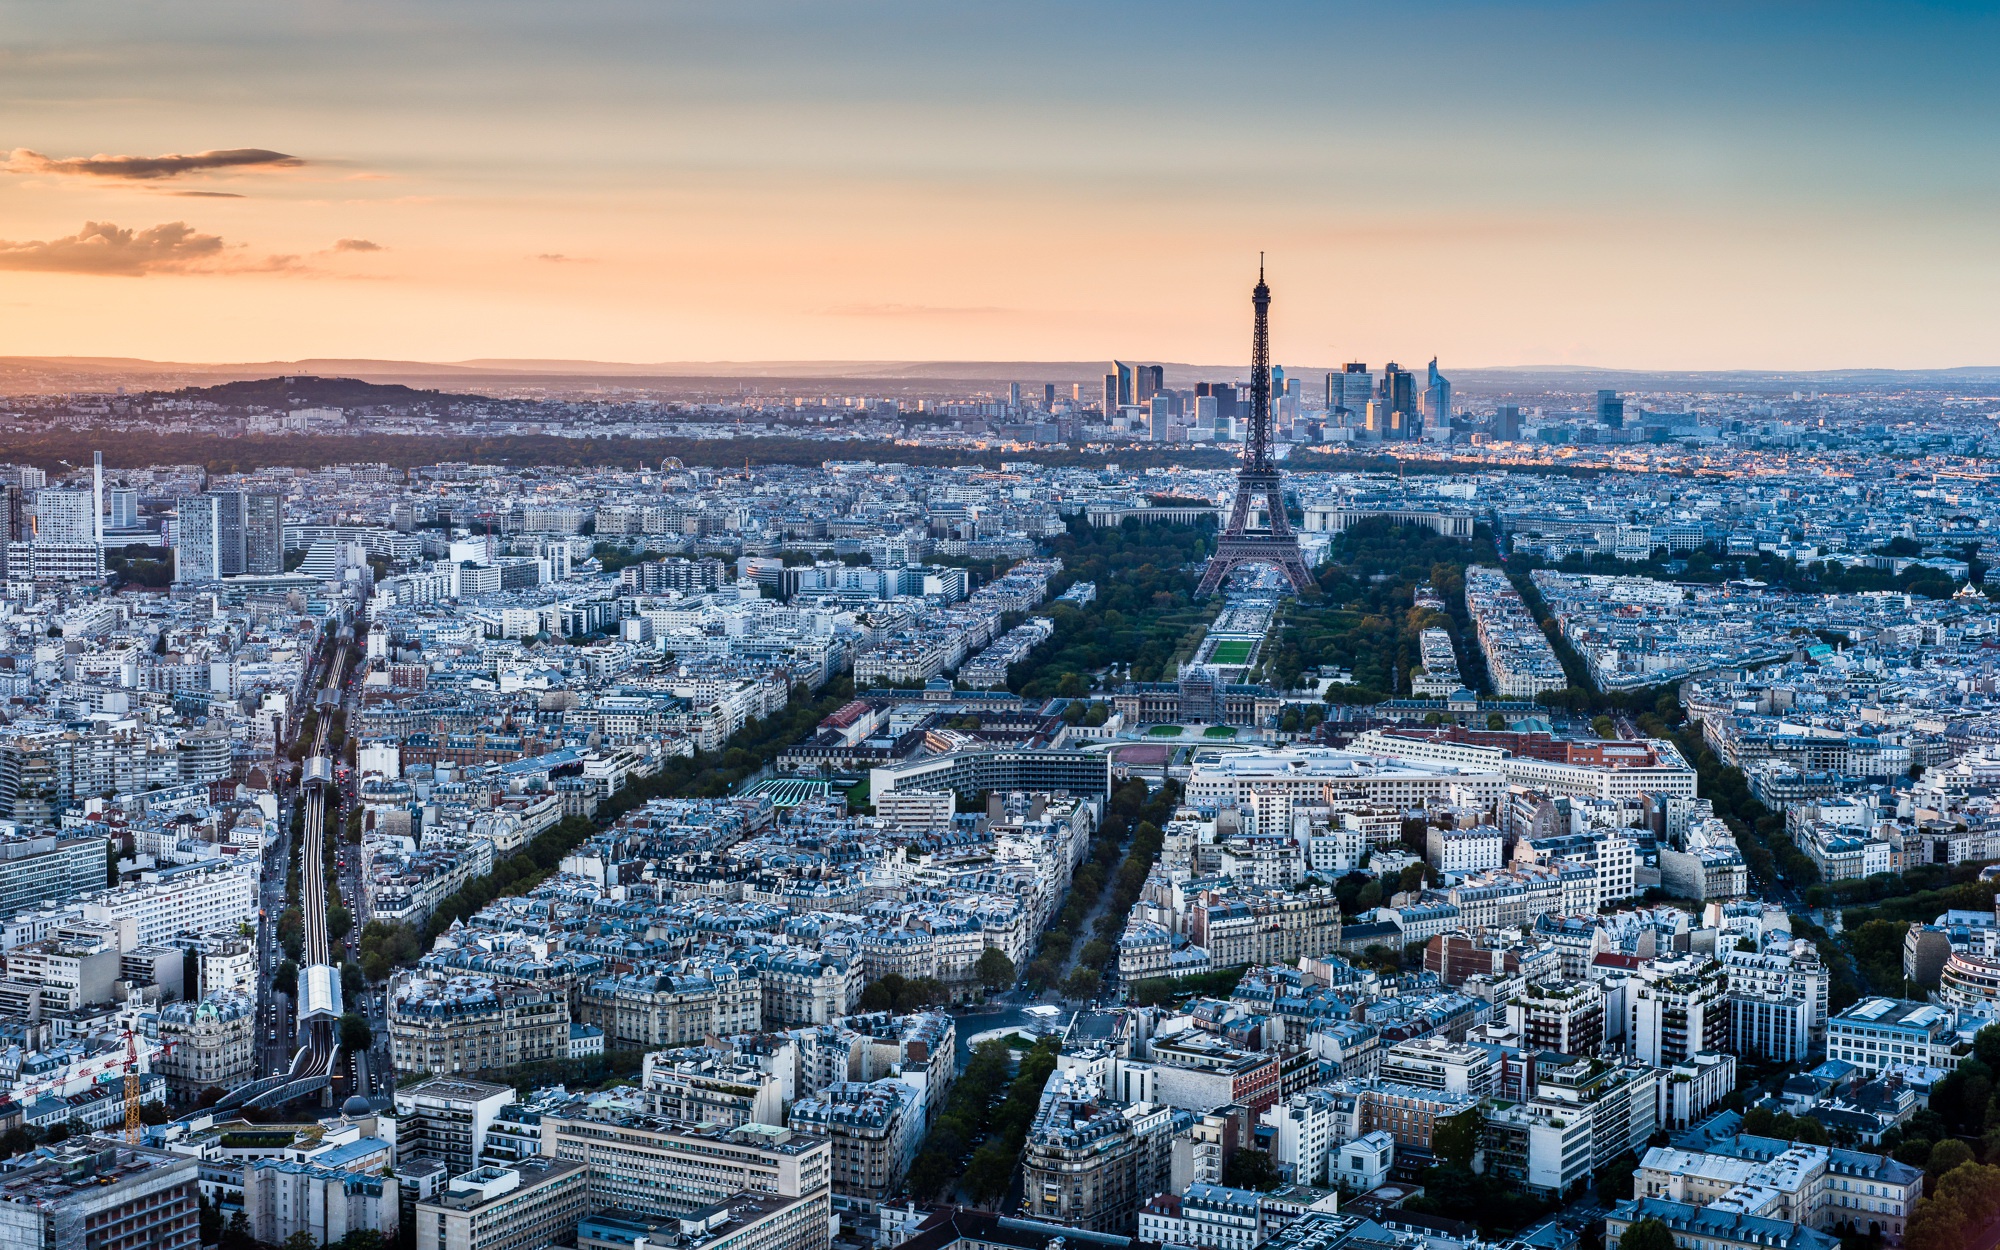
[176,495,221,584]
[30,488,103,581]
[246,492,284,573]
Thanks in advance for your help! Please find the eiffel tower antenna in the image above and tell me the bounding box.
[1196,260,1314,598]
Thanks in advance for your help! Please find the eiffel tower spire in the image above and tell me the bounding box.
[1196,260,1314,598]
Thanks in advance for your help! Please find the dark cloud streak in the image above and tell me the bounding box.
[4,147,303,180]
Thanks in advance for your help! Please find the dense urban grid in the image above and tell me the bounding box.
[0,357,1998,1250]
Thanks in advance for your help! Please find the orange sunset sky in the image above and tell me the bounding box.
[4,2,2000,370]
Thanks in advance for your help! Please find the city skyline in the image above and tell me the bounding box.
[7,2,2000,369]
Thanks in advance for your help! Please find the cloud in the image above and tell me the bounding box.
[3,147,303,181]
[0,220,233,276]
[333,238,383,252]
[170,191,245,198]
[536,252,589,263]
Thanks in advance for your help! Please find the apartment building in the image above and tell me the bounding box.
[539,1103,831,1219]
[0,1140,199,1250]
[389,974,571,1076]
[1187,888,1343,971]
[394,1077,518,1178]
[79,861,257,946]
[415,1161,588,1250]
[1628,1134,1916,1245]
[1606,1198,1837,1250]
[1504,979,1607,1055]
[642,1049,785,1128]
[1020,1069,1177,1235]
[243,1159,398,1248]
[0,834,109,926]
[576,1193,828,1250]
[1483,1056,1659,1196]
[1825,998,1960,1075]
[1630,954,1729,1067]
[1376,1038,1496,1100]
[579,962,762,1048]
[787,1079,919,1206]
[156,993,255,1100]
[1141,1033,1283,1117]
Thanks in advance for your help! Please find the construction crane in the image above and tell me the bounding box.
[122,1028,142,1143]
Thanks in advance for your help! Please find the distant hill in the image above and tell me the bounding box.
[168,375,477,409]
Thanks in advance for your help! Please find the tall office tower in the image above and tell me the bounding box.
[1195,261,1314,598]
[176,494,222,583]
[1009,382,1022,409]
[1597,389,1625,428]
[1270,365,1286,405]
[1379,363,1417,438]
[1424,359,1452,429]
[107,488,139,530]
[1494,405,1523,442]
[1103,361,1134,414]
[91,451,103,551]
[1339,363,1372,423]
[245,492,284,574]
[1045,383,1056,407]
[1071,382,1084,402]
[1193,393,1219,433]
[212,490,247,575]
[1135,364,1164,403]
[1195,381,1240,424]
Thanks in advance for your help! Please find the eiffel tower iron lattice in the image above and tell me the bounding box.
[1196,260,1316,598]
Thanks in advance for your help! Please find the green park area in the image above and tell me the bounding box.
[1207,638,1255,665]
[1147,724,1184,737]
[1203,725,1238,738]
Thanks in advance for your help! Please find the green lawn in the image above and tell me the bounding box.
[1207,639,1255,665]
[1147,725,1185,737]
[1203,725,1238,738]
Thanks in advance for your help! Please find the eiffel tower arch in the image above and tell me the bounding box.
[1196,261,1316,598]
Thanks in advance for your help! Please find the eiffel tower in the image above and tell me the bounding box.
[1196,259,1316,597]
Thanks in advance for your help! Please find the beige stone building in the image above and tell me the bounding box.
[157,993,254,1101]
[388,973,570,1076]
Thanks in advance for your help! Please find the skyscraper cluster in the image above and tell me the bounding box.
[1322,360,1442,441]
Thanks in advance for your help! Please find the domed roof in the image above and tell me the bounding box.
[342,1095,373,1117]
